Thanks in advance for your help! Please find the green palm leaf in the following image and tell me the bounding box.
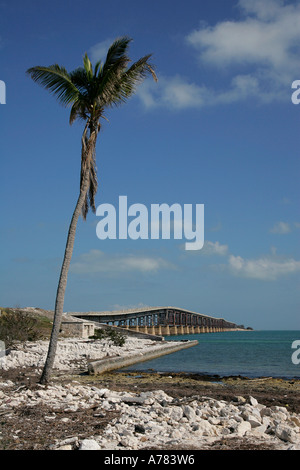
[103,36,131,73]
[26,64,80,106]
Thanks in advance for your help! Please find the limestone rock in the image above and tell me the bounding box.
[183,405,196,421]
[249,396,258,407]
[79,439,101,450]
[275,425,300,444]
[236,421,252,436]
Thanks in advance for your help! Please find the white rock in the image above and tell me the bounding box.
[272,406,289,415]
[236,421,252,436]
[169,429,182,439]
[208,417,220,425]
[183,405,196,421]
[252,424,268,434]
[275,425,300,444]
[193,420,218,437]
[79,439,101,450]
[247,415,262,428]
[170,406,184,422]
[262,416,272,427]
[249,396,258,407]
[119,436,139,449]
[290,416,300,427]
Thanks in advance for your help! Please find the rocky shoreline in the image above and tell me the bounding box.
[0,336,300,450]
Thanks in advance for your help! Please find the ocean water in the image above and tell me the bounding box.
[123,330,300,379]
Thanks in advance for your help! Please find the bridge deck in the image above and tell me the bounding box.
[68,306,242,336]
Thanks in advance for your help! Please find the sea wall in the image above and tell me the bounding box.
[88,340,198,375]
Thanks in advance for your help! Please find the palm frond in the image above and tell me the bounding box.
[103,37,131,73]
[96,53,157,108]
[69,100,89,125]
[69,67,90,94]
[122,54,158,93]
[26,64,80,106]
[83,53,93,80]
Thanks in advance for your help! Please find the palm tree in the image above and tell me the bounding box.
[27,37,157,384]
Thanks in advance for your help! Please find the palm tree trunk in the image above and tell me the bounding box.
[40,130,97,385]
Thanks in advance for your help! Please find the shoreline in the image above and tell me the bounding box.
[116,368,300,382]
[78,370,300,413]
[1,335,299,450]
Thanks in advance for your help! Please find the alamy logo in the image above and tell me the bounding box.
[95,196,204,250]
[0,80,6,104]
[291,80,300,105]
[0,340,5,360]
[291,340,300,365]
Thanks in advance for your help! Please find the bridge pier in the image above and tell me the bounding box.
[162,325,170,336]
[149,325,156,335]
[155,325,162,336]
[169,326,178,335]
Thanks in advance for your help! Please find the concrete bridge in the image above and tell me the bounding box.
[69,306,243,337]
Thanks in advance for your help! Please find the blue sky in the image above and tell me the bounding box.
[0,0,299,329]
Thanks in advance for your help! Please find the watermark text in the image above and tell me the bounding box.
[291,80,300,105]
[96,196,204,250]
[291,340,300,365]
[0,340,6,368]
[0,80,6,104]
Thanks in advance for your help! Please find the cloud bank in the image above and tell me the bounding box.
[70,249,175,276]
[228,253,300,280]
[138,0,300,110]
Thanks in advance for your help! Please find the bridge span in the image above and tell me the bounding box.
[69,306,244,336]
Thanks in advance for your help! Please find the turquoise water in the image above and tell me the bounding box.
[123,330,300,378]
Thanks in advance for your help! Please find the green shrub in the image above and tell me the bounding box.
[90,326,126,347]
[0,309,42,349]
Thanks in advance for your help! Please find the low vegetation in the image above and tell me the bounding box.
[90,326,126,347]
[0,308,126,352]
[0,308,52,349]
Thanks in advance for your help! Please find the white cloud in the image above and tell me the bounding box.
[201,241,229,256]
[228,253,300,280]
[138,75,211,110]
[138,73,265,109]
[70,249,175,275]
[270,221,291,234]
[185,0,300,103]
[239,0,289,22]
[139,0,300,110]
[270,221,300,234]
